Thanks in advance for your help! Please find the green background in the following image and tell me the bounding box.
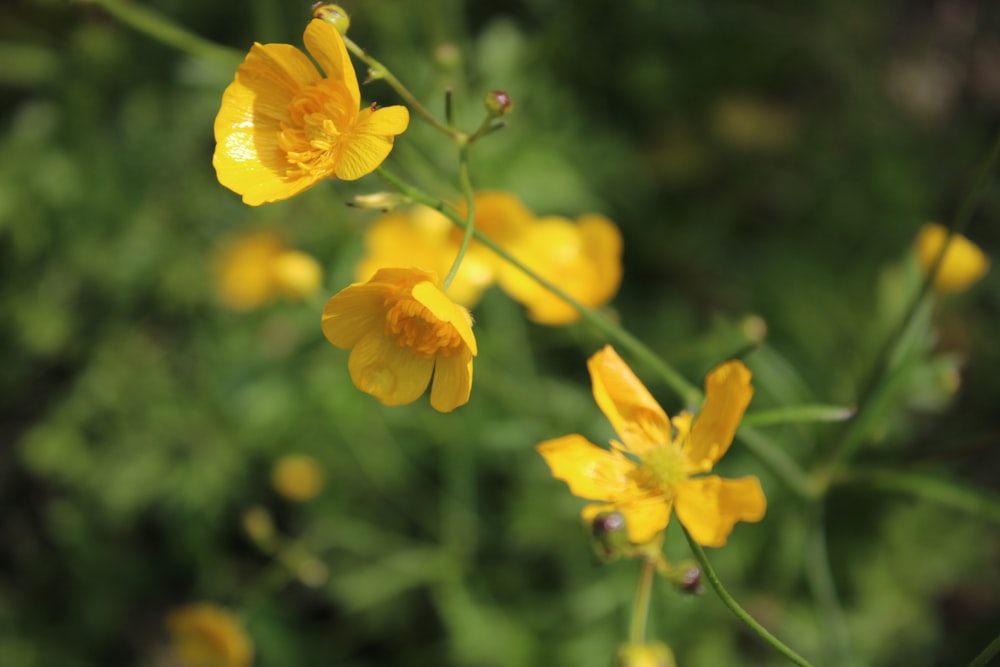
[2,1,999,665]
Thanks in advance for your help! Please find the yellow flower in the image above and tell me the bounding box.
[272,454,325,501]
[215,232,322,310]
[914,223,990,294]
[321,267,477,412]
[497,213,623,325]
[355,192,533,308]
[536,345,766,547]
[214,19,409,205]
[166,603,253,667]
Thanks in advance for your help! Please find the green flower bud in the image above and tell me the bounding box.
[311,3,351,35]
[484,90,514,117]
[592,511,630,562]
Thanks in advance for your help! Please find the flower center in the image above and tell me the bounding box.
[278,79,355,179]
[384,295,465,359]
[636,444,689,498]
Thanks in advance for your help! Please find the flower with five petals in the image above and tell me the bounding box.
[214,19,409,205]
[536,345,766,547]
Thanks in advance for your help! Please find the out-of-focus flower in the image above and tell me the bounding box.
[616,642,677,667]
[215,232,322,310]
[355,191,533,308]
[271,454,325,501]
[166,603,253,667]
[914,223,990,294]
[321,267,477,412]
[537,345,766,546]
[497,214,622,325]
[710,94,799,152]
[214,19,409,205]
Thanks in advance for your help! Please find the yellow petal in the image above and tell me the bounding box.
[536,434,638,501]
[348,330,434,406]
[430,350,474,412]
[321,282,389,349]
[411,280,477,356]
[673,475,766,547]
[588,346,671,457]
[686,360,753,472]
[334,106,410,181]
[583,495,673,545]
[914,223,990,294]
[303,18,360,106]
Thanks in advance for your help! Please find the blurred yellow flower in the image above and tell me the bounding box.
[355,192,533,308]
[498,213,623,324]
[214,19,409,205]
[537,345,766,547]
[166,603,253,667]
[914,223,990,294]
[321,267,477,412]
[616,641,677,667]
[215,232,322,310]
[272,454,325,501]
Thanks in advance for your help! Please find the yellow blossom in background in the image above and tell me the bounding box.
[321,267,477,412]
[214,19,409,205]
[616,642,677,667]
[271,454,325,501]
[498,213,623,325]
[355,192,533,308]
[166,603,253,667]
[914,223,990,294]
[537,345,766,546]
[215,232,322,310]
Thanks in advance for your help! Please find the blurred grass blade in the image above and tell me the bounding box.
[743,404,856,427]
[840,469,1000,524]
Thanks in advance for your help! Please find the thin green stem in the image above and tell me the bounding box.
[340,35,458,140]
[85,0,242,65]
[375,167,701,405]
[804,502,855,667]
[442,146,476,289]
[820,131,1000,477]
[967,631,1000,667]
[737,426,817,500]
[629,557,658,645]
[684,529,815,667]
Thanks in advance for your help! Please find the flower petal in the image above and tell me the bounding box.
[430,349,474,412]
[411,280,477,356]
[303,19,360,107]
[321,283,388,349]
[334,106,410,180]
[348,330,434,406]
[686,360,753,471]
[673,475,766,547]
[588,346,671,456]
[536,434,637,502]
[914,222,990,294]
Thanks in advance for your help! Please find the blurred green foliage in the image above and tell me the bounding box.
[2,1,999,666]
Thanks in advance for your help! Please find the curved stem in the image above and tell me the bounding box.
[629,557,658,644]
[684,529,815,667]
[804,502,855,666]
[967,631,1000,667]
[86,0,242,65]
[442,146,476,289]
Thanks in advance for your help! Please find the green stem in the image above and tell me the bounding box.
[341,35,457,140]
[967,632,1000,667]
[442,145,476,289]
[374,166,701,405]
[85,0,242,65]
[629,557,658,644]
[804,502,855,667]
[737,426,817,500]
[684,529,815,667]
[820,131,1000,476]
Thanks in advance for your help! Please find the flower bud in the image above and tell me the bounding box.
[591,511,630,562]
[670,564,703,595]
[484,90,514,117]
[616,642,677,667]
[272,454,325,502]
[347,191,409,211]
[311,3,351,35]
[242,506,276,550]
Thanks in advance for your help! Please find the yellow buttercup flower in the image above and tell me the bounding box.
[215,231,322,310]
[166,603,253,667]
[355,192,534,308]
[321,267,477,412]
[537,345,766,547]
[497,213,623,325]
[272,454,325,501]
[914,223,989,294]
[214,19,409,205]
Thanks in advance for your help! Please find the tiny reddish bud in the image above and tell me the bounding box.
[484,90,514,117]
[311,3,351,34]
[591,511,629,562]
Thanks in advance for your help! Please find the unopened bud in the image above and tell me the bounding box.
[592,511,630,562]
[242,506,275,547]
[347,191,409,211]
[434,42,462,70]
[484,90,514,117]
[311,3,351,35]
[616,641,677,667]
[674,565,703,595]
